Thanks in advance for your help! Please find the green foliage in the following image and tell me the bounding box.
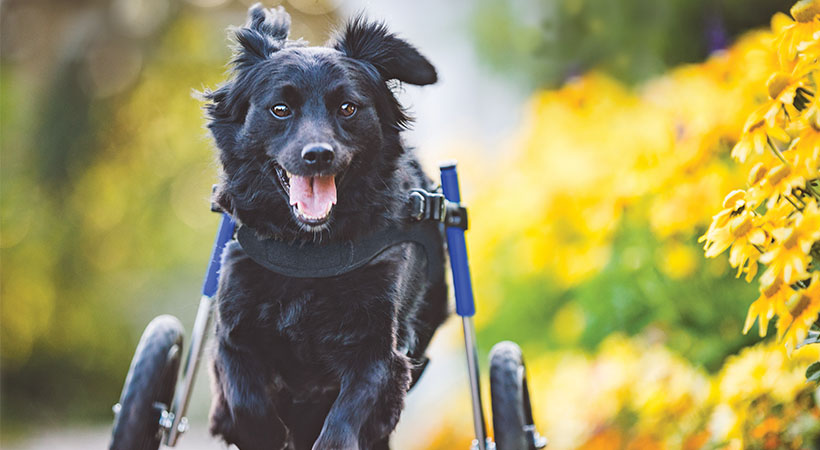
[807,361,820,383]
[471,0,794,87]
[799,329,820,348]
[477,212,760,372]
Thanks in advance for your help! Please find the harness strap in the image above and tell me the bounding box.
[236,221,444,280]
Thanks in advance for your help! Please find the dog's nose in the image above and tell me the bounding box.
[301,143,335,169]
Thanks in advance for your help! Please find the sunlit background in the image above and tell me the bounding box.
[2,0,819,449]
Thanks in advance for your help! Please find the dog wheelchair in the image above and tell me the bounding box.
[109,162,547,450]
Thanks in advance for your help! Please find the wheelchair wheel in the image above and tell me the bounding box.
[490,341,547,450]
[109,315,184,450]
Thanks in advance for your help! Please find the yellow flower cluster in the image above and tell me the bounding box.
[455,0,820,348]
[460,15,780,307]
[700,1,820,352]
[418,336,820,450]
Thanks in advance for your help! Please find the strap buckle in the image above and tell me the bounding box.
[408,188,468,230]
[408,189,445,222]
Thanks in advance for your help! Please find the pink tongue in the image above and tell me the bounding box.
[289,175,337,218]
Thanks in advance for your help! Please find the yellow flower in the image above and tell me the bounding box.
[700,190,752,258]
[743,279,793,337]
[794,199,820,256]
[700,191,767,281]
[759,226,813,286]
[766,71,809,113]
[760,197,796,230]
[772,12,795,35]
[774,10,820,67]
[727,214,767,281]
[778,273,820,351]
[788,126,820,179]
[759,163,806,209]
[746,161,771,207]
[790,0,820,23]
[797,86,820,129]
[730,104,788,163]
[756,200,819,287]
[797,199,820,240]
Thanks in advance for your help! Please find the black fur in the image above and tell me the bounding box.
[203,4,448,449]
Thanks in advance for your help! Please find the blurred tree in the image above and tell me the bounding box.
[0,0,341,433]
[471,0,793,87]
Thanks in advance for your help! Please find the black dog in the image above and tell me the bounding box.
[203,4,448,449]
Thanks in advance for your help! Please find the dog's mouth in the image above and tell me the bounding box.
[274,164,337,226]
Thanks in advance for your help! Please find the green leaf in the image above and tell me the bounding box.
[796,330,820,350]
[806,362,820,383]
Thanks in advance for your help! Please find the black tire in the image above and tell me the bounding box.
[490,341,546,450]
[109,315,184,450]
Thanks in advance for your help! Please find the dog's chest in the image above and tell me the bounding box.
[219,241,427,396]
[259,242,422,335]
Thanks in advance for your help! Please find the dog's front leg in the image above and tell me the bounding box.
[312,350,410,450]
[214,341,291,450]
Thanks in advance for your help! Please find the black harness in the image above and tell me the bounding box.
[233,188,468,280]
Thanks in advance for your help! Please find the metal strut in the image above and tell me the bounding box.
[440,162,494,450]
[164,212,236,446]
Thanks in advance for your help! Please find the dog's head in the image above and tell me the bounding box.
[205,4,436,236]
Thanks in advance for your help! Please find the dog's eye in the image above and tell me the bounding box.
[339,102,357,117]
[270,104,291,118]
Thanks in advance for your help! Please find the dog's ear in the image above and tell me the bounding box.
[232,3,291,69]
[201,5,291,138]
[334,16,437,86]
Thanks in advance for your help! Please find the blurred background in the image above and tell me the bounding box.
[2,0,818,449]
